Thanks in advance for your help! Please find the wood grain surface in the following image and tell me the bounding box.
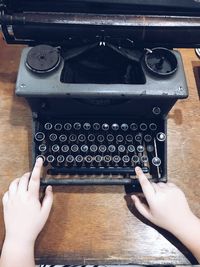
[0,35,200,265]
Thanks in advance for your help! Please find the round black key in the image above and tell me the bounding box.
[144,134,152,142]
[125,134,133,142]
[147,145,154,152]
[149,123,157,131]
[51,144,60,152]
[69,134,77,142]
[140,123,148,131]
[122,155,130,163]
[118,145,125,153]
[113,155,121,163]
[64,123,72,131]
[66,155,74,163]
[59,134,67,142]
[135,134,142,142]
[83,122,91,130]
[54,123,62,131]
[85,155,93,163]
[108,145,116,153]
[97,135,105,143]
[95,155,102,163]
[71,144,79,153]
[75,155,83,163]
[61,145,69,153]
[99,145,107,153]
[81,145,88,153]
[73,122,81,130]
[88,134,95,142]
[111,123,119,131]
[57,155,65,163]
[36,155,45,162]
[49,133,57,142]
[47,155,55,163]
[132,155,139,163]
[127,145,135,153]
[137,145,144,153]
[102,123,109,131]
[38,144,47,152]
[35,132,45,142]
[130,123,138,131]
[157,132,166,142]
[78,134,86,142]
[141,155,148,163]
[121,123,129,131]
[93,123,100,131]
[107,134,114,142]
[44,123,53,130]
[104,155,112,163]
[90,144,98,153]
[152,157,161,166]
[116,135,124,142]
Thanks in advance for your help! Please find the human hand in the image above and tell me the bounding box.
[2,157,53,246]
[131,167,195,234]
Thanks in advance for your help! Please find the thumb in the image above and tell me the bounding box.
[41,186,53,221]
[131,195,152,221]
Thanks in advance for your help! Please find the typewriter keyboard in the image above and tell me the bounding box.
[34,118,166,179]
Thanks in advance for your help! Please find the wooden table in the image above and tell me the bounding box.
[0,36,200,265]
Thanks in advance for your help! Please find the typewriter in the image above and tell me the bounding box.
[1,0,200,190]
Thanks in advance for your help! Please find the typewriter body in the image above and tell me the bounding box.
[1,0,200,189]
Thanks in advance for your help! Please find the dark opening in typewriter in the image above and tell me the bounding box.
[2,0,200,190]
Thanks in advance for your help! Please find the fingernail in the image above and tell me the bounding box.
[135,166,141,172]
[47,185,52,191]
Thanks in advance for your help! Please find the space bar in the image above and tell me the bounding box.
[47,167,149,175]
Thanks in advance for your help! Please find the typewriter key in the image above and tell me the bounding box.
[54,123,62,131]
[99,145,107,153]
[73,122,81,130]
[152,157,161,167]
[44,123,53,131]
[36,155,45,162]
[97,135,105,143]
[95,155,102,163]
[102,123,109,131]
[157,132,166,142]
[81,145,88,153]
[90,144,98,153]
[122,155,130,163]
[144,134,152,142]
[108,145,116,153]
[51,144,60,153]
[75,155,84,163]
[130,123,138,131]
[111,123,119,131]
[141,155,149,163]
[61,145,69,153]
[131,155,139,163]
[113,155,121,163]
[149,123,157,131]
[125,134,133,142]
[127,145,135,153]
[64,123,72,131]
[69,134,77,142]
[35,132,45,142]
[104,155,112,163]
[116,135,124,143]
[38,144,47,152]
[146,145,154,153]
[83,123,91,130]
[135,134,142,142]
[93,123,101,131]
[137,145,144,153]
[121,123,129,131]
[66,155,74,163]
[57,155,65,163]
[49,133,57,142]
[88,134,95,142]
[140,123,148,131]
[118,145,126,153]
[71,144,79,153]
[78,134,86,142]
[47,155,55,163]
[85,155,93,163]
[107,134,114,142]
[59,134,67,142]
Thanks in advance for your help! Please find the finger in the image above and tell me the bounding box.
[167,182,177,187]
[41,186,53,221]
[135,167,155,203]
[17,172,30,193]
[156,182,166,188]
[8,178,20,197]
[131,195,152,221]
[28,157,43,197]
[2,191,9,205]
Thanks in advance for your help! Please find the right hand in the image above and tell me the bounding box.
[132,167,195,233]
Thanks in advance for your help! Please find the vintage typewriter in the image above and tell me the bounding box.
[1,0,200,190]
